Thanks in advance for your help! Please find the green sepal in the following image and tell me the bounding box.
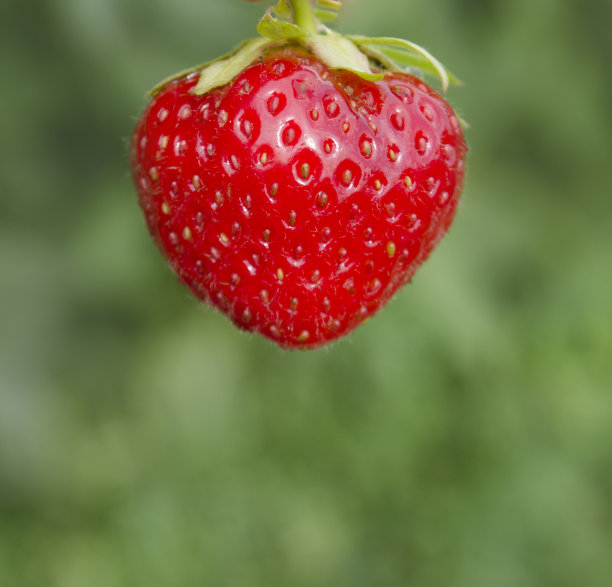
[457,115,470,130]
[306,32,382,81]
[337,68,384,82]
[317,0,342,10]
[314,0,341,22]
[272,0,292,18]
[314,8,339,22]
[146,38,269,97]
[373,46,462,86]
[147,2,462,103]
[348,35,459,92]
[257,12,306,41]
[191,37,273,95]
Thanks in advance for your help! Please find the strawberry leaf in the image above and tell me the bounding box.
[317,0,342,9]
[315,0,341,22]
[373,46,462,87]
[191,38,272,95]
[348,36,458,92]
[273,0,292,18]
[314,8,339,22]
[307,32,383,81]
[258,12,306,40]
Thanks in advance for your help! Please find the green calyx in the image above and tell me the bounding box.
[148,0,460,98]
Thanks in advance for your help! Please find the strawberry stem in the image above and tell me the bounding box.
[290,0,317,35]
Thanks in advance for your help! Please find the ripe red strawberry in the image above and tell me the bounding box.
[131,0,466,349]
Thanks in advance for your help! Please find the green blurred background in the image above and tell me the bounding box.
[1,0,611,585]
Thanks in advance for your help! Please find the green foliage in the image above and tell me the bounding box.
[1,0,611,585]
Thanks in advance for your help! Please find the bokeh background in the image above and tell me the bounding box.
[1,0,611,585]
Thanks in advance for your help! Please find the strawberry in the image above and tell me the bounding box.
[131,0,467,349]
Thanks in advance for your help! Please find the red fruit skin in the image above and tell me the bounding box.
[131,47,466,349]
